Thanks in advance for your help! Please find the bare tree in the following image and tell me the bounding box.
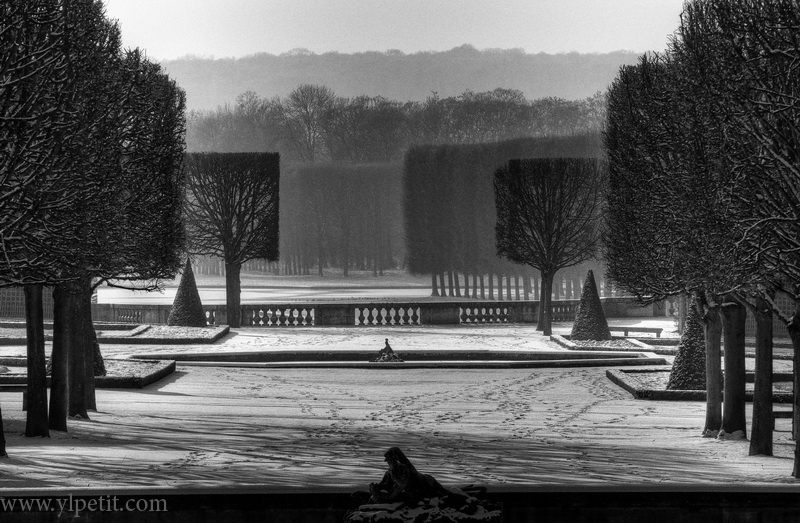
[278,84,334,163]
[184,153,280,327]
[494,158,604,335]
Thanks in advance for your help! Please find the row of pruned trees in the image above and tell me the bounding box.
[185,87,605,279]
[183,153,280,327]
[404,134,607,325]
[0,0,187,447]
[604,0,800,476]
[280,163,402,277]
[186,86,606,164]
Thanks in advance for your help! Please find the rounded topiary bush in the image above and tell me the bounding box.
[666,303,706,390]
[167,258,207,327]
[570,270,612,341]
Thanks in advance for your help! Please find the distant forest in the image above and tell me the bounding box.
[162,45,640,110]
[187,82,607,286]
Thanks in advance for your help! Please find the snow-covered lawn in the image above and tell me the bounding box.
[1,364,798,491]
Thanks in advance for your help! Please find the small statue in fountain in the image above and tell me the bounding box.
[370,338,404,363]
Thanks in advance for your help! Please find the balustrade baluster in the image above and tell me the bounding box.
[377,307,386,325]
[278,308,287,326]
[410,307,419,324]
[364,307,373,326]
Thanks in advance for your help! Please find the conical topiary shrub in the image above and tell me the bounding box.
[570,270,612,341]
[167,258,207,327]
[666,303,706,390]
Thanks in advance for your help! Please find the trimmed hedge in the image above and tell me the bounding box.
[570,270,612,341]
[167,258,207,327]
[666,304,706,390]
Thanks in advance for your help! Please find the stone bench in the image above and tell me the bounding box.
[0,384,28,410]
[773,407,793,431]
[609,326,663,338]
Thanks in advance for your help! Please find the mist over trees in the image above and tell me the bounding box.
[281,163,402,277]
[188,85,606,278]
[162,46,640,111]
[187,86,606,162]
[404,135,606,299]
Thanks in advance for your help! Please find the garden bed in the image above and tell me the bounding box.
[607,368,794,402]
[551,334,680,355]
[98,325,230,344]
[0,324,229,345]
[0,358,175,388]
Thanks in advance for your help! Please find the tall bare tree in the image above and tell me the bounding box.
[278,84,334,164]
[184,153,280,327]
[494,158,604,335]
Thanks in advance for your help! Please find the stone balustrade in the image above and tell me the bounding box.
[89,297,663,327]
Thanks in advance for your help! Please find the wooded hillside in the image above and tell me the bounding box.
[162,46,640,110]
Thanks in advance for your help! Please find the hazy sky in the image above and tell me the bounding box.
[103,0,687,61]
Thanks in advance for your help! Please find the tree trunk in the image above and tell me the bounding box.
[24,285,49,437]
[698,297,723,437]
[540,272,554,336]
[498,274,504,302]
[49,285,70,431]
[720,297,746,438]
[67,280,89,420]
[515,276,521,300]
[788,301,800,477]
[0,405,6,456]
[225,259,243,328]
[749,294,773,456]
[523,276,530,301]
[506,275,512,301]
[430,273,439,297]
[533,275,540,301]
[488,274,494,300]
[342,237,350,277]
[537,278,546,331]
[82,282,101,412]
[479,274,486,299]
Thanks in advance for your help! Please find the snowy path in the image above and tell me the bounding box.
[1,364,798,490]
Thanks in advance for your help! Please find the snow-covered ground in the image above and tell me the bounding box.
[97,270,432,304]
[96,285,433,304]
[2,364,797,490]
[1,322,798,491]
